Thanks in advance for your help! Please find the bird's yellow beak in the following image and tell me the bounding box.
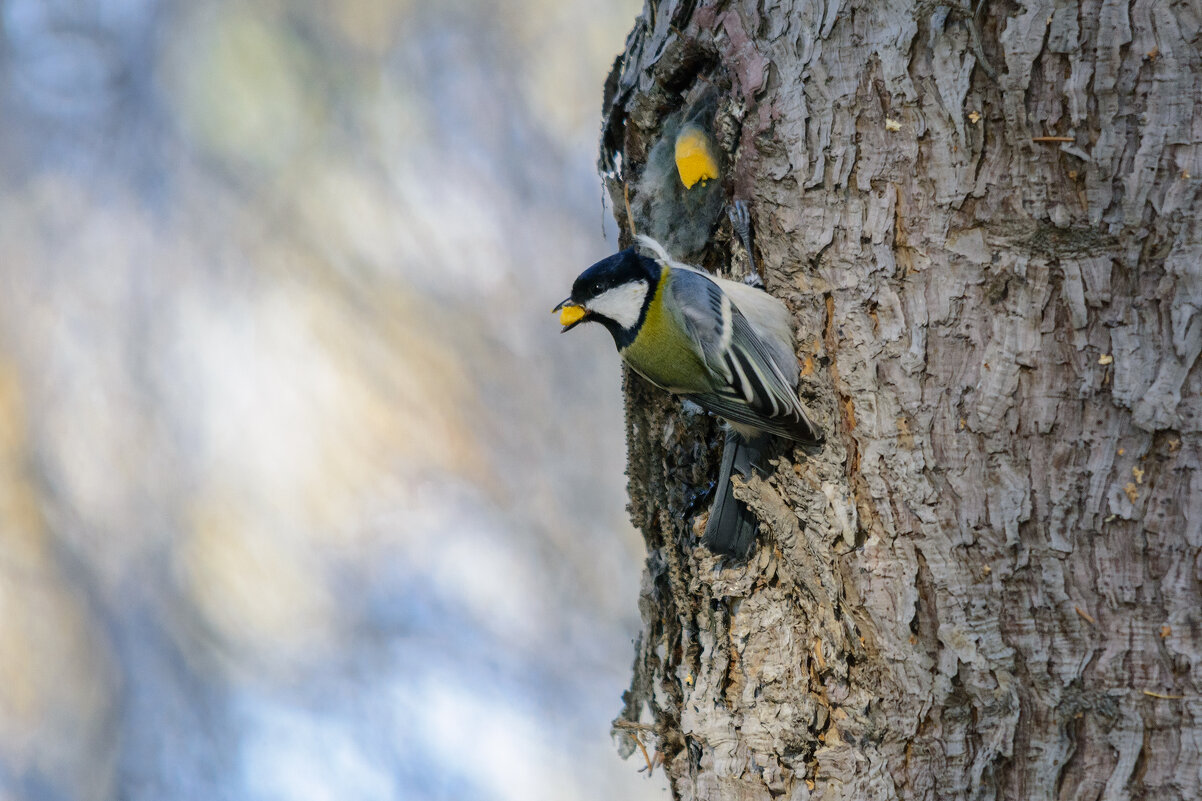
[553,299,587,331]
[674,123,719,189]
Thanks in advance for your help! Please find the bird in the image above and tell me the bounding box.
[630,90,724,260]
[555,236,822,556]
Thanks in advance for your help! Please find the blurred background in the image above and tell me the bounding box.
[0,1,669,799]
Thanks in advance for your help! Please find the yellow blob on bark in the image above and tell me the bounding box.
[674,123,719,189]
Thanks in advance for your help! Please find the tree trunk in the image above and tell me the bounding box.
[600,2,1202,799]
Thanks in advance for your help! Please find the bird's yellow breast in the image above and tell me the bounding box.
[620,267,713,394]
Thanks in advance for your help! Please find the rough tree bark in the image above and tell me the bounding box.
[599,2,1202,799]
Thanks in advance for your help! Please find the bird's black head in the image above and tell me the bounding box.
[554,248,662,347]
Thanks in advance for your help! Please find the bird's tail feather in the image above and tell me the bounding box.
[701,430,767,558]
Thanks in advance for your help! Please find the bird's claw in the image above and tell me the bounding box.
[728,199,760,280]
[729,199,752,237]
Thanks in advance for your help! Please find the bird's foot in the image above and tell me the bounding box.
[728,199,761,282]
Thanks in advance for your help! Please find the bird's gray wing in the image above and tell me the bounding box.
[663,267,729,369]
[666,268,821,443]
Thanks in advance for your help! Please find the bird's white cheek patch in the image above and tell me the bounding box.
[588,281,649,330]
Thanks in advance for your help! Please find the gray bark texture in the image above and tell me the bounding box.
[599,1,1202,799]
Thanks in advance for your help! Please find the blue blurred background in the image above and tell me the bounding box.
[0,1,669,798]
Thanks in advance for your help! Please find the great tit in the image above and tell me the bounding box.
[555,236,822,556]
